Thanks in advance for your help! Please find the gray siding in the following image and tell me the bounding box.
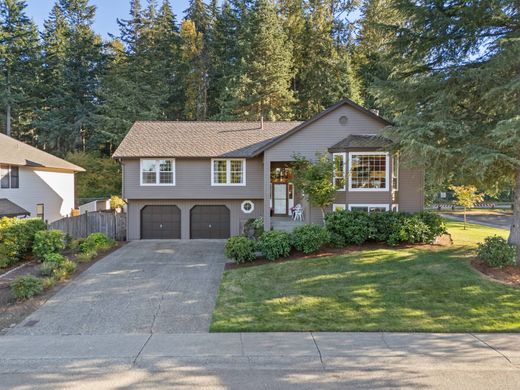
[127,199,263,240]
[122,157,264,199]
[396,166,424,212]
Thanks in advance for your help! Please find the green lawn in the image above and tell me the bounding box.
[210,221,520,332]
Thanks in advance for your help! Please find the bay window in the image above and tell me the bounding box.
[140,159,175,186]
[212,159,246,186]
[349,152,389,191]
[332,153,346,191]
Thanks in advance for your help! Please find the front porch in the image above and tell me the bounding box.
[271,216,305,232]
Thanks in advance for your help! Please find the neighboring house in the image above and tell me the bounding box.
[79,199,111,214]
[113,99,424,240]
[0,133,85,223]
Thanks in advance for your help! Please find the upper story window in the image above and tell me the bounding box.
[332,153,346,191]
[211,159,246,186]
[0,165,19,189]
[349,152,389,191]
[140,159,175,186]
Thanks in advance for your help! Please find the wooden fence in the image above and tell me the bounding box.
[48,211,126,241]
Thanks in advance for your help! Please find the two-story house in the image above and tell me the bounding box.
[0,133,84,223]
[113,99,424,240]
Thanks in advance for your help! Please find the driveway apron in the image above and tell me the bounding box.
[8,240,227,335]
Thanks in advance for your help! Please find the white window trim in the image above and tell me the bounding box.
[140,159,176,186]
[332,204,346,212]
[211,158,246,186]
[241,200,255,213]
[392,154,399,191]
[332,152,347,191]
[348,151,390,192]
[348,204,390,212]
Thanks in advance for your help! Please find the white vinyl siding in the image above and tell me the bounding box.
[211,159,246,186]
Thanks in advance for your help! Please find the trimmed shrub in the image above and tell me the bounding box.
[42,252,66,264]
[477,236,516,268]
[0,218,47,264]
[416,212,447,242]
[369,212,406,245]
[11,275,44,300]
[259,231,291,261]
[33,230,65,260]
[224,236,257,263]
[290,224,330,254]
[80,233,115,253]
[324,210,373,245]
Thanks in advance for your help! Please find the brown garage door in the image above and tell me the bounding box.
[190,206,230,239]
[141,205,181,239]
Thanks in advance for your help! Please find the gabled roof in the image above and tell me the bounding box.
[112,121,302,158]
[250,99,392,157]
[0,199,30,218]
[328,135,392,152]
[112,99,391,159]
[0,133,85,172]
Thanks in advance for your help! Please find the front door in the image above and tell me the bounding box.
[273,183,288,215]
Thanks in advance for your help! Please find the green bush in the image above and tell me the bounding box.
[52,259,77,280]
[42,252,66,264]
[477,236,516,268]
[243,218,264,240]
[80,233,115,253]
[39,262,61,277]
[224,236,257,263]
[325,210,447,247]
[325,210,373,245]
[33,230,65,260]
[10,275,44,300]
[290,224,330,254]
[259,231,291,261]
[76,250,97,263]
[40,255,77,279]
[0,218,47,264]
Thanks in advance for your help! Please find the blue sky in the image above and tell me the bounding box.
[25,0,190,38]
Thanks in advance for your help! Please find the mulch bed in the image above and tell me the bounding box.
[471,259,520,287]
[225,235,453,270]
[0,242,125,334]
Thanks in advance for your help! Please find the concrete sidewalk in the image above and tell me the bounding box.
[1,332,519,389]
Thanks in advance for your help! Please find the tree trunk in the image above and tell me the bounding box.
[321,207,326,224]
[463,207,467,230]
[6,71,11,137]
[508,167,520,264]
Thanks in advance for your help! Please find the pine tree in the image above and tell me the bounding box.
[296,0,361,118]
[354,0,401,110]
[373,0,520,260]
[38,0,103,153]
[0,0,40,138]
[230,0,295,120]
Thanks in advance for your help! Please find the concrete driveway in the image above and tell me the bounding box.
[8,240,227,335]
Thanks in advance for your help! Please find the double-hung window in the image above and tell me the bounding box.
[0,165,19,189]
[140,159,175,186]
[349,152,389,191]
[211,159,246,186]
[332,153,346,191]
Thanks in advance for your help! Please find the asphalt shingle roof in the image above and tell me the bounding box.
[0,133,84,172]
[112,121,303,158]
[328,135,392,152]
[0,199,30,218]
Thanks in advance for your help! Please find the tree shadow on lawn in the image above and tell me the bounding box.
[211,246,520,333]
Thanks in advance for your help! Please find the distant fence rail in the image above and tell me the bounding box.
[48,211,126,241]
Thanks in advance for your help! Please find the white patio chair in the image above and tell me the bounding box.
[293,204,304,221]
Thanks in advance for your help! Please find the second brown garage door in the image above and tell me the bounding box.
[141,205,181,239]
[190,205,230,239]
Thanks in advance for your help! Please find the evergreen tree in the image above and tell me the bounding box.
[229,0,295,120]
[373,0,520,259]
[296,0,361,117]
[38,0,103,153]
[354,0,401,110]
[0,0,40,138]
